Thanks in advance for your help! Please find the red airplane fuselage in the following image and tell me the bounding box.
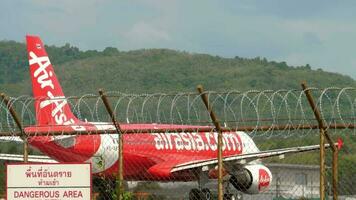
[25,123,258,181]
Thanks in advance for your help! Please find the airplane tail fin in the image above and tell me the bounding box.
[26,35,82,127]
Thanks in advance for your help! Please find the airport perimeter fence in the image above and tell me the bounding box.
[0,87,356,200]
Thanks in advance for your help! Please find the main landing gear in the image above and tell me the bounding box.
[188,170,239,200]
[188,169,212,200]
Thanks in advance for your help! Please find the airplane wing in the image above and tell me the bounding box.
[0,135,76,143]
[0,136,24,143]
[0,153,58,163]
[171,141,342,173]
[0,136,74,163]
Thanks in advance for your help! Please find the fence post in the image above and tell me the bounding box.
[197,85,223,200]
[301,83,338,200]
[0,93,28,163]
[99,90,124,200]
[332,149,338,200]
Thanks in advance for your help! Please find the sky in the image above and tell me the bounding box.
[1,0,356,79]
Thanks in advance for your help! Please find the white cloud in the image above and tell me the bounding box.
[123,21,171,46]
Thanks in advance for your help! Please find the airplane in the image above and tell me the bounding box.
[0,35,343,200]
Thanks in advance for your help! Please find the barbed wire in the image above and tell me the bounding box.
[0,88,355,140]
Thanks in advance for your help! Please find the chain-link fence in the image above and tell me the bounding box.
[1,88,355,200]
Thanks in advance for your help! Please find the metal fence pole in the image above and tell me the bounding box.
[332,149,338,200]
[0,93,28,163]
[301,83,338,200]
[99,90,124,200]
[197,85,223,200]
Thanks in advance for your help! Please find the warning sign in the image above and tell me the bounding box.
[6,163,91,200]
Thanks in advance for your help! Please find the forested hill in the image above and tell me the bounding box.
[0,40,355,96]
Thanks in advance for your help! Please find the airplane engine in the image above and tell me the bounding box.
[229,164,272,194]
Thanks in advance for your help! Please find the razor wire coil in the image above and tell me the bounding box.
[0,88,355,138]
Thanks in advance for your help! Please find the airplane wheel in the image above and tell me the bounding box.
[189,188,203,200]
[201,188,211,200]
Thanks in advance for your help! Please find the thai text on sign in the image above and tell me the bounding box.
[7,163,91,200]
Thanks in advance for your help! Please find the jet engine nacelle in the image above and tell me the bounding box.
[229,164,272,194]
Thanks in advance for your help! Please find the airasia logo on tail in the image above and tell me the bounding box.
[29,51,54,90]
[29,51,85,131]
[258,168,270,191]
